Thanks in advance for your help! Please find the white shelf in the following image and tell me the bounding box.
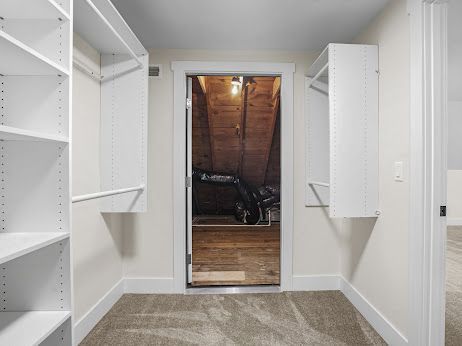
[74,0,147,56]
[0,30,69,76]
[0,125,69,143]
[0,311,70,346]
[0,232,70,265]
[0,0,70,20]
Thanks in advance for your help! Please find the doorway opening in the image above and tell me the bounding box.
[186,75,281,287]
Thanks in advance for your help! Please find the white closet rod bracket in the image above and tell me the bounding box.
[308,62,329,88]
[83,0,144,68]
[72,184,145,203]
[308,181,330,187]
[73,57,102,81]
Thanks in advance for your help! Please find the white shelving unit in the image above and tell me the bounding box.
[0,0,73,344]
[74,0,148,212]
[305,43,379,217]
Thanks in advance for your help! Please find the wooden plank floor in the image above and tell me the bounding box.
[192,224,280,286]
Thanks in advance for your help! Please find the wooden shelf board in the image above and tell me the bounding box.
[0,125,69,143]
[0,311,70,345]
[0,30,69,76]
[0,232,70,265]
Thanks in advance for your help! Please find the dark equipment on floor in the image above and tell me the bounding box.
[192,167,280,225]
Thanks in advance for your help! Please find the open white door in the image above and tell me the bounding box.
[186,77,193,284]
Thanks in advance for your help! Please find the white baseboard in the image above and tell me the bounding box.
[340,277,408,346]
[73,278,124,345]
[292,275,341,291]
[447,217,462,226]
[124,277,175,293]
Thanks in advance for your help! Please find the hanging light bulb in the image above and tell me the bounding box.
[231,76,241,95]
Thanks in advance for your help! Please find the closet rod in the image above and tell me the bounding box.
[73,57,102,81]
[308,181,330,187]
[84,0,144,69]
[72,184,145,203]
[308,63,329,87]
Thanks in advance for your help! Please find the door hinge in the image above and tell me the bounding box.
[185,176,192,188]
[187,254,192,265]
[440,206,447,217]
[186,98,192,109]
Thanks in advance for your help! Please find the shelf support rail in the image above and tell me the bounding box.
[72,184,145,203]
[83,0,144,69]
[308,62,329,88]
[73,57,102,81]
[308,181,330,187]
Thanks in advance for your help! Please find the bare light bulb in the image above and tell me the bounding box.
[231,84,239,95]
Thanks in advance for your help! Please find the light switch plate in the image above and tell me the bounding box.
[394,161,404,182]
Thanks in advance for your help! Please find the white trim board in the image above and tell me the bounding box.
[73,279,124,345]
[340,278,408,346]
[408,0,448,345]
[124,277,175,294]
[292,275,341,291]
[447,218,462,226]
[171,61,295,293]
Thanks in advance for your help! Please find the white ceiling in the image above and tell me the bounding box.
[110,0,389,51]
[449,0,462,101]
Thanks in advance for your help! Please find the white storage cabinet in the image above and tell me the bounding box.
[305,43,379,218]
[0,0,73,344]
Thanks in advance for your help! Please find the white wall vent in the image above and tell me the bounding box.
[149,64,162,79]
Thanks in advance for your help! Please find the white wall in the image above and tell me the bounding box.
[122,49,343,280]
[447,0,462,222]
[341,0,410,338]
[448,102,462,170]
[72,34,124,322]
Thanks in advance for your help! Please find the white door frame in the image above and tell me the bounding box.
[408,0,448,345]
[171,61,295,293]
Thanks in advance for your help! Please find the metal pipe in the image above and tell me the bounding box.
[308,181,330,187]
[72,184,145,203]
[83,0,143,68]
[308,62,329,88]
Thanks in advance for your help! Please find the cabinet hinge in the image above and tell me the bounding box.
[185,176,192,188]
[187,254,192,264]
[186,98,192,109]
[440,206,447,217]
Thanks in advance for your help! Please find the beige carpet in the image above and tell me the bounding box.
[81,291,385,345]
[446,227,462,345]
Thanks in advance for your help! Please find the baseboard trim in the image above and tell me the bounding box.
[124,277,175,293]
[447,217,462,226]
[292,275,341,291]
[73,278,124,345]
[340,277,408,345]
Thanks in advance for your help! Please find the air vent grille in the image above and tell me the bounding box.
[149,64,162,79]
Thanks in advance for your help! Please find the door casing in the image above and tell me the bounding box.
[172,61,295,293]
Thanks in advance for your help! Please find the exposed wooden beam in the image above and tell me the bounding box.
[237,78,248,176]
[272,76,281,100]
[197,75,207,94]
[203,77,219,212]
[262,78,281,184]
